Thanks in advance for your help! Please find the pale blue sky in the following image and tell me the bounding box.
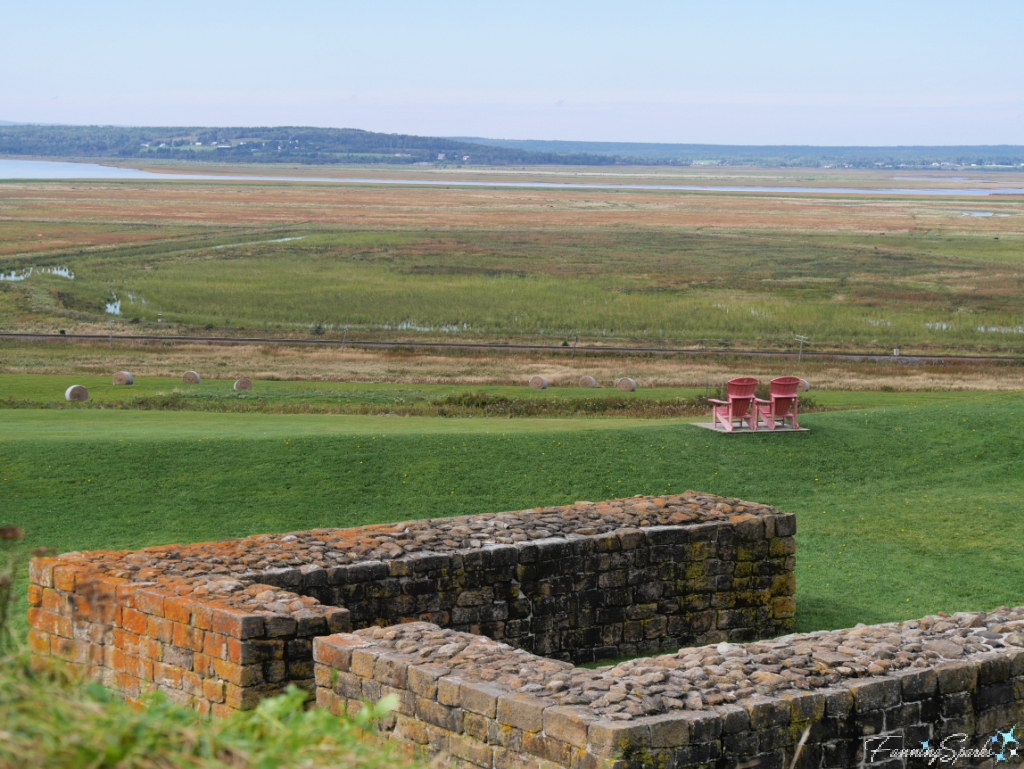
[3,0,1021,144]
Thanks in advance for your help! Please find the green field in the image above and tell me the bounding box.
[1,372,1010,417]
[5,227,1024,350]
[3,395,1023,640]
[0,373,702,406]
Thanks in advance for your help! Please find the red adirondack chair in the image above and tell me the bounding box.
[709,377,759,432]
[755,376,801,430]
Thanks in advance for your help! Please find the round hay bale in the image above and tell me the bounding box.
[112,371,133,386]
[233,378,252,391]
[64,385,88,402]
[616,377,637,393]
[799,379,811,392]
[528,376,548,390]
[182,371,201,385]
[579,375,597,388]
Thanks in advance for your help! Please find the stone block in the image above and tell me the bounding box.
[373,653,409,688]
[350,648,378,678]
[774,514,797,537]
[544,706,594,748]
[460,680,504,718]
[407,662,449,699]
[849,678,901,712]
[523,731,571,765]
[897,668,937,701]
[438,676,462,707]
[415,696,463,732]
[648,713,689,748]
[449,733,494,767]
[497,693,547,733]
[588,720,651,757]
[936,661,978,694]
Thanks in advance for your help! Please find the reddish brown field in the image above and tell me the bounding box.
[2,177,1022,259]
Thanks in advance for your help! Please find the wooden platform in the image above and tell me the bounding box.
[693,422,809,434]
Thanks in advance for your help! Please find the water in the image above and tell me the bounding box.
[3,158,1024,197]
[212,236,304,249]
[978,325,1024,334]
[391,321,470,333]
[0,265,74,281]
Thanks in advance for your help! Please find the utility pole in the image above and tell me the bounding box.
[570,331,579,361]
[109,320,113,348]
[794,335,809,364]
[341,326,348,352]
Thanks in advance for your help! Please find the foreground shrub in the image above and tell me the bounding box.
[0,655,420,769]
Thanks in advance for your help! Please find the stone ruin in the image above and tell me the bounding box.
[26,493,1024,768]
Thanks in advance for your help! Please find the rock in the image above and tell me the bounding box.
[813,651,853,666]
[923,640,963,659]
[750,671,788,689]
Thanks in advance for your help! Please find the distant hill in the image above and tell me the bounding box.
[0,125,616,166]
[3,124,1021,168]
[452,137,1024,168]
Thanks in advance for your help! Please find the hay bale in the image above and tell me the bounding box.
[529,376,548,390]
[799,379,811,392]
[233,378,252,391]
[616,377,637,392]
[112,371,133,386]
[64,385,88,402]
[579,375,597,388]
[182,371,201,385]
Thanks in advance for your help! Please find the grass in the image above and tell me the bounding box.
[0,372,1007,415]
[6,227,1022,350]
[0,651,417,768]
[2,395,1023,640]
[3,177,1024,352]
[0,373,704,405]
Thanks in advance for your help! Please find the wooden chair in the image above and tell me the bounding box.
[709,377,759,432]
[755,376,801,430]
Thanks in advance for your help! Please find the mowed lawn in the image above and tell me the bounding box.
[2,396,1023,639]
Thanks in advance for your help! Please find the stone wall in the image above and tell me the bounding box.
[26,492,794,712]
[30,489,1024,767]
[26,567,348,716]
[314,613,1024,769]
[279,514,795,663]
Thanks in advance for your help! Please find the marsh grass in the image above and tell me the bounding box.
[2,340,1023,395]
[7,228,1024,350]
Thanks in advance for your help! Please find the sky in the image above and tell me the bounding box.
[3,0,1022,145]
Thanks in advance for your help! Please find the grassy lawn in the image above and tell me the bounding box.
[3,394,1023,640]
